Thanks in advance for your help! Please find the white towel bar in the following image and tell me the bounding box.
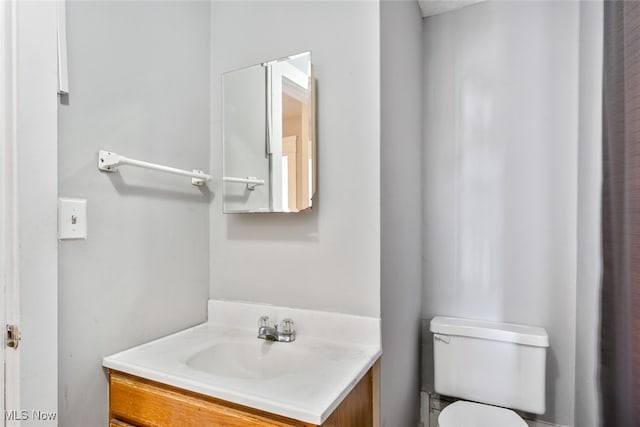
[223,176,265,190]
[98,150,211,186]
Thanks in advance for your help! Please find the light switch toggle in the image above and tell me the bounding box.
[58,198,87,240]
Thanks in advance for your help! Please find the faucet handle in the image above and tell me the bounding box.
[280,318,295,335]
[258,316,271,328]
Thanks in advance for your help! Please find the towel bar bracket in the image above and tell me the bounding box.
[191,170,206,186]
[98,150,121,172]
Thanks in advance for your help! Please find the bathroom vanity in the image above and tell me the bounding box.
[103,300,381,426]
[107,369,372,427]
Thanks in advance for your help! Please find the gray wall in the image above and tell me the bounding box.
[58,2,210,426]
[380,1,423,426]
[209,1,381,318]
[575,1,603,426]
[421,2,580,425]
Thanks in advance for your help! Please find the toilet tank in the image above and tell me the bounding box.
[430,316,549,414]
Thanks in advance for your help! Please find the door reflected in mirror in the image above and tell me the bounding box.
[222,52,316,213]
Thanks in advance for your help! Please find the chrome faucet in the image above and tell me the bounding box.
[257,316,296,343]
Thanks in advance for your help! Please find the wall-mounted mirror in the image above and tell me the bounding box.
[222,51,316,213]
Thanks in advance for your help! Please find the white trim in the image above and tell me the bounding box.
[281,62,309,91]
[1,0,20,423]
[269,61,284,210]
[2,2,59,424]
[56,0,68,94]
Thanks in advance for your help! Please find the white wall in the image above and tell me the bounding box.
[421,2,580,425]
[209,1,380,318]
[57,2,211,426]
[380,1,423,426]
[575,1,603,426]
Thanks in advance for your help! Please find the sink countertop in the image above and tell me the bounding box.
[102,299,381,425]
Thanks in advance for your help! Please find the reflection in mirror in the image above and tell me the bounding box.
[222,52,316,213]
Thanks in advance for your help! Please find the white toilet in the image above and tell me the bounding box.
[430,316,549,427]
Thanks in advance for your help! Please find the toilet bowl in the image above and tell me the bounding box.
[438,401,527,427]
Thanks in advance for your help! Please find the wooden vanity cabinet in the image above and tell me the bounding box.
[108,369,373,427]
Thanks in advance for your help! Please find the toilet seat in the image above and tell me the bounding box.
[438,401,528,427]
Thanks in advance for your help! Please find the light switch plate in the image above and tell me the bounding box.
[58,198,87,240]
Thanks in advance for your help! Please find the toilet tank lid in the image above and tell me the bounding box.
[430,316,549,347]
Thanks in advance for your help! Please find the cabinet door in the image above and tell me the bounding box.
[109,372,309,427]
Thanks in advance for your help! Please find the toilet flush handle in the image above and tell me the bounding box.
[434,334,450,344]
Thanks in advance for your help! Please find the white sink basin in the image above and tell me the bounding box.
[103,299,381,425]
[186,340,311,380]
